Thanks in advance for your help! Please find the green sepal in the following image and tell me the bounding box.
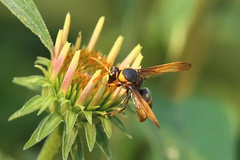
[93,111,107,116]
[98,117,112,139]
[38,95,57,115]
[87,105,100,111]
[57,91,65,100]
[35,56,51,68]
[71,135,84,160]
[73,104,85,111]
[34,65,49,79]
[82,111,92,124]
[70,90,77,103]
[110,116,132,139]
[66,84,72,99]
[9,95,42,121]
[82,122,96,152]
[60,99,72,114]
[62,127,78,160]
[12,76,45,91]
[96,125,112,159]
[42,82,56,97]
[23,113,63,150]
[65,110,78,132]
[54,76,60,92]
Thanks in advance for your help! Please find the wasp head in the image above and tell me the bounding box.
[108,66,120,83]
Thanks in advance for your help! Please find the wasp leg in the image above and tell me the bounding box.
[118,94,131,113]
[102,90,129,117]
[101,81,121,87]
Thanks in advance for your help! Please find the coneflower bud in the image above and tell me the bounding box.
[10,13,142,160]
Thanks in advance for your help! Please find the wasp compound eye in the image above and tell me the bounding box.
[108,66,120,83]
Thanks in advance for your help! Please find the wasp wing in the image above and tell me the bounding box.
[129,86,160,128]
[138,62,191,78]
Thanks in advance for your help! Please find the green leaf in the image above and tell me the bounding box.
[0,0,54,54]
[24,113,63,149]
[23,116,45,150]
[99,117,112,139]
[65,110,78,132]
[71,135,84,160]
[96,125,112,159]
[62,127,78,160]
[35,56,51,67]
[9,95,42,121]
[38,95,57,115]
[12,76,45,90]
[82,111,92,124]
[83,122,96,152]
[110,116,132,139]
[38,113,63,140]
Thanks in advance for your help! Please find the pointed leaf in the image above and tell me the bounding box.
[96,125,112,159]
[24,113,63,149]
[65,110,78,132]
[82,111,92,124]
[62,127,78,160]
[38,113,63,141]
[71,135,84,160]
[0,0,54,53]
[35,56,51,67]
[23,116,46,149]
[99,117,112,139]
[9,95,42,121]
[12,76,45,90]
[83,122,96,152]
[110,116,132,139]
[38,95,57,115]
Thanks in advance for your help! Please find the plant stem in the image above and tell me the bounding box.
[37,126,62,160]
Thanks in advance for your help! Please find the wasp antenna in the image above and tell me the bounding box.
[90,57,109,72]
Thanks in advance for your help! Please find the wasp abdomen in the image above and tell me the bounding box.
[139,87,152,108]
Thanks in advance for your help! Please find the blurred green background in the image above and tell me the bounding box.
[0,0,239,160]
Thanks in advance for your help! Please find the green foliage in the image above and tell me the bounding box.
[12,76,45,91]
[83,122,96,152]
[8,95,43,121]
[71,137,84,160]
[35,56,51,68]
[62,127,78,160]
[0,0,53,54]
[38,95,57,115]
[110,116,132,139]
[24,113,63,150]
[99,117,112,139]
[96,125,112,159]
[64,110,79,132]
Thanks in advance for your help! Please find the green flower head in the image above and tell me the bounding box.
[10,13,144,160]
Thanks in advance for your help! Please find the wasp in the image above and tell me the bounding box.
[91,57,192,128]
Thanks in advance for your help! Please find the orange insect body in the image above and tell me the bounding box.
[91,57,192,128]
